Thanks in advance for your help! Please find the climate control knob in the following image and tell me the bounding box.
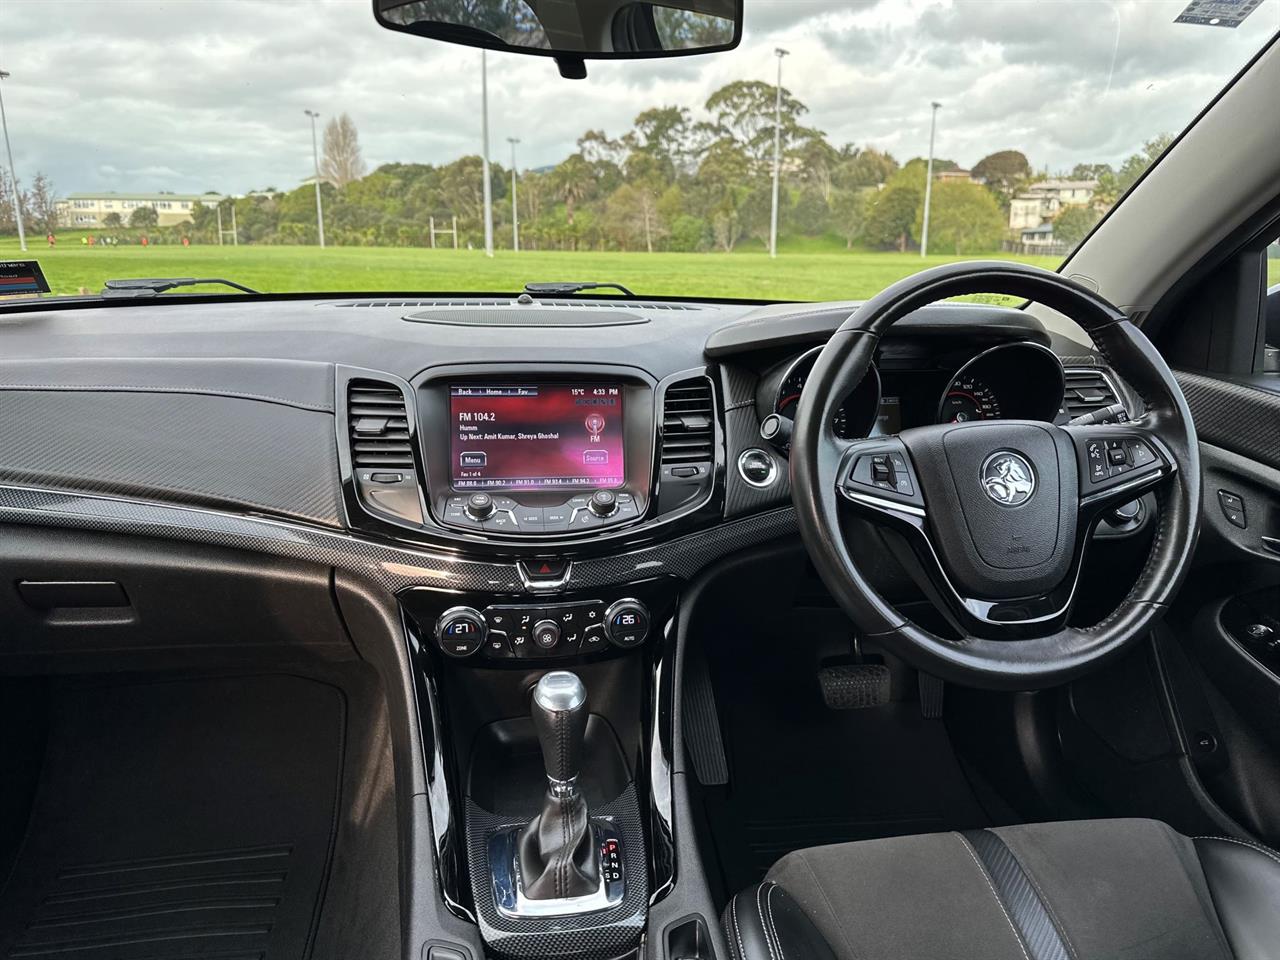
[465,492,496,521]
[435,606,487,657]
[603,599,650,649]
[588,489,618,517]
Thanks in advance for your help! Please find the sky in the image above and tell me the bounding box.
[1,0,1277,197]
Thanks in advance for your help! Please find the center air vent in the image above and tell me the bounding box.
[344,376,424,527]
[1061,368,1124,420]
[660,378,715,465]
[348,381,414,469]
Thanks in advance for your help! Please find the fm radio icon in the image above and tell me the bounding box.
[585,412,606,435]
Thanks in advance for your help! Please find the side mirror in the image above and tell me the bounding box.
[373,0,743,78]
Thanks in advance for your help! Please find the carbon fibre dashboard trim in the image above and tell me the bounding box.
[0,484,798,593]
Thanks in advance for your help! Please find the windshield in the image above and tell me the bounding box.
[2,0,1277,300]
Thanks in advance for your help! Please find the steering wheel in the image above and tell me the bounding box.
[791,262,1201,690]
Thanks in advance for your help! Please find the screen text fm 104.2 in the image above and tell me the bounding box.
[449,385,624,490]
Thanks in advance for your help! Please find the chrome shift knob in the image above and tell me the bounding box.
[530,671,588,789]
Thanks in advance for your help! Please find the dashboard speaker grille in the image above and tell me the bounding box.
[1062,368,1123,419]
[347,380,414,469]
[661,377,715,464]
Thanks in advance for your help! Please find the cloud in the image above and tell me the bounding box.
[0,0,1275,196]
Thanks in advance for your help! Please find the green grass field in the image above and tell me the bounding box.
[0,236,1064,301]
[3,235,1277,301]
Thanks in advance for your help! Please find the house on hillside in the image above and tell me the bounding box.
[1008,179,1098,230]
[56,192,229,228]
[1017,223,1059,247]
[935,169,981,184]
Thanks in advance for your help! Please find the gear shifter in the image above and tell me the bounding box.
[517,671,601,901]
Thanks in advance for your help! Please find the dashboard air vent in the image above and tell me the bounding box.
[347,380,414,470]
[660,378,715,465]
[1062,368,1123,419]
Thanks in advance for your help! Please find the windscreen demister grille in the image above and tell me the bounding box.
[402,307,650,327]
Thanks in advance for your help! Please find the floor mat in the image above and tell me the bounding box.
[701,632,992,895]
[0,675,345,960]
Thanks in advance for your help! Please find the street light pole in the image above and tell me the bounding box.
[920,101,941,258]
[481,50,494,258]
[507,137,520,253]
[769,48,789,260]
[304,109,326,249]
[0,70,28,252]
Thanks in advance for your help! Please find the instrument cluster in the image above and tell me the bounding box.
[759,341,1066,448]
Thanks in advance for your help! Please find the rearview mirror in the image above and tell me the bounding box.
[373,0,743,78]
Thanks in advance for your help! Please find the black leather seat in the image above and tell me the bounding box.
[723,819,1280,960]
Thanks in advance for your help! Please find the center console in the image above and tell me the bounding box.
[336,361,721,958]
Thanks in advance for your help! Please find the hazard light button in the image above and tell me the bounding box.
[519,558,570,584]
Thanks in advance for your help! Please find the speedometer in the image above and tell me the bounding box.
[940,376,1002,423]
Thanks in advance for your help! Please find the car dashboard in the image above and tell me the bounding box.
[0,292,1141,942]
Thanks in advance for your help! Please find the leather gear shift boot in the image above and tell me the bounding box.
[517,789,600,900]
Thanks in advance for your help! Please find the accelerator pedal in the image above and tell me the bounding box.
[818,664,891,710]
[919,672,945,719]
[683,647,729,786]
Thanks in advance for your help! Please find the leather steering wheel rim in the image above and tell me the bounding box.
[791,261,1201,690]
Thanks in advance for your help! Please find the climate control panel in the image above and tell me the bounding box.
[432,598,652,661]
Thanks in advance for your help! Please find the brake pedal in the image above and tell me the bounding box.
[818,664,891,709]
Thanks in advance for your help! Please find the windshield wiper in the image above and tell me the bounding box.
[101,277,261,298]
[523,281,636,298]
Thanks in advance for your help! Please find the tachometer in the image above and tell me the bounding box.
[776,364,851,436]
[940,376,1002,423]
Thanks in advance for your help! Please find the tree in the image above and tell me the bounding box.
[704,80,818,170]
[1096,133,1173,206]
[832,187,871,248]
[863,184,920,252]
[915,180,1005,254]
[834,145,898,189]
[971,150,1031,209]
[550,154,592,228]
[1070,162,1112,181]
[26,172,59,234]
[103,212,123,229]
[0,169,17,234]
[321,113,367,187]
[1053,205,1101,248]
[128,205,159,228]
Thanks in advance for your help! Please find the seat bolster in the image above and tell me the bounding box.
[1194,836,1280,960]
[722,881,839,960]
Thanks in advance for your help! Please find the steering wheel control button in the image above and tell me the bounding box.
[604,599,650,648]
[738,448,778,488]
[588,489,618,517]
[435,606,487,658]
[1217,490,1247,529]
[1086,439,1108,482]
[1128,439,1157,468]
[533,619,561,651]
[465,492,496,521]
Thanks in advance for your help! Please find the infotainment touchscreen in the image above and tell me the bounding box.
[450,384,624,490]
